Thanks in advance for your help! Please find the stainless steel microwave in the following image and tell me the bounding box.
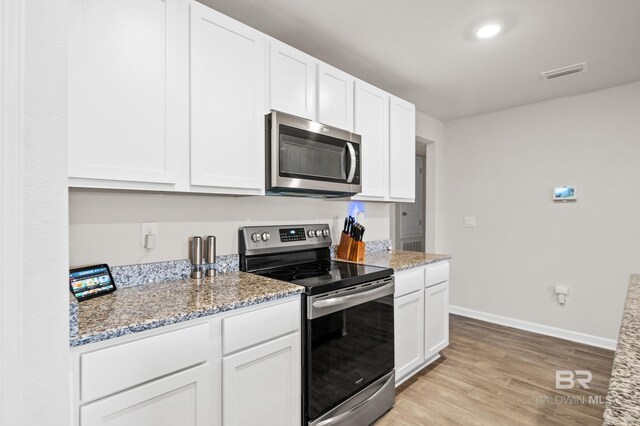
[265,111,362,197]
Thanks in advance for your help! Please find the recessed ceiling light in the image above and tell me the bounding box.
[475,20,504,39]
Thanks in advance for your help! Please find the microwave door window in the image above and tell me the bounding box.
[279,129,348,183]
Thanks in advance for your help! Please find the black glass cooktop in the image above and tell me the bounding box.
[255,260,393,295]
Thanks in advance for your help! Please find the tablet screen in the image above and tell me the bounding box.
[69,264,116,301]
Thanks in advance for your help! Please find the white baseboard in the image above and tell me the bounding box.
[449,305,618,351]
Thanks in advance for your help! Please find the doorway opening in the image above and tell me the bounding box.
[394,140,428,252]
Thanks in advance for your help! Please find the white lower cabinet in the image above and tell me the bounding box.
[80,364,211,426]
[393,262,449,385]
[425,281,450,360]
[73,297,301,426]
[222,334,301,426]
[394,289,424,380]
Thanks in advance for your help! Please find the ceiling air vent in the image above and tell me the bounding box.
[540,62,588,80]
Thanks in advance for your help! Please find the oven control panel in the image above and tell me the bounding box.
[279,227,306,242]
[239,224,332,256]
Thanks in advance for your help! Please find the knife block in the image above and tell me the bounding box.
[337,232,353,260]
[337,233,365,263]
[351,241,365,263]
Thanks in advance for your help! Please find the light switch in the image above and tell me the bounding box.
[463,216,476,228]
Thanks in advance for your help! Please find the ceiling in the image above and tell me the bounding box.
[201,0,640,121]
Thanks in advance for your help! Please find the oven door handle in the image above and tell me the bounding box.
[311,280,394,315]
[346,142,356,184]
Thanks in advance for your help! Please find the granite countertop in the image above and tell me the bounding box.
[604,274,640,425]
[69,246,449,347]
[69,272,303,347]
[358,249,451,272]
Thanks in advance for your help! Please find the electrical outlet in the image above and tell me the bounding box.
[140,222,158,246]
[463,216,476,228]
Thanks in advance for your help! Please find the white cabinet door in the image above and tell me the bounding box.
[269,40,316,120]
[69,0,180,185]
[389,96,416,202]
[80,365,212,426]
[353,80,389,200]
[190,2,265,194]
[317,63,354,131]
[222,334,301,426]
[394,289,425,382]
[424,281,449,360]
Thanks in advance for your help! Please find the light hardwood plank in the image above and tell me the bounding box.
[377,315,614,425]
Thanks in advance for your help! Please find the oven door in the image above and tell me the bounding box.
[268,111,361,195]
[305,278,394,422]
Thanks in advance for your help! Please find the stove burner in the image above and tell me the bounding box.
[294,272,331,280]
[267,269,296,277]
[296,265,327,272]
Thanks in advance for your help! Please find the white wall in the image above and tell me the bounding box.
[1,0,72,424]
[0,0,23,423]
[70,190,391,266]
[443,81,640,341]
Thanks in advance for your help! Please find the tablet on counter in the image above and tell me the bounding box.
[69,264,116,301]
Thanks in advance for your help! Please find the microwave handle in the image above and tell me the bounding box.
[346,142,356,183]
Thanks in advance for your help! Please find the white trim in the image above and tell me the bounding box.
[449,305,618,351]
[0,0,24,424]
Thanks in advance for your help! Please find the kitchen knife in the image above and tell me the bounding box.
[343,217,348,233]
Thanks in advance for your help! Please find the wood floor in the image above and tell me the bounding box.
[376,314,615,426]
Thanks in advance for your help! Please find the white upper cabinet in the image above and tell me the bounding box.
[68,0,180,187]
[189,2,265,194]
[389,96,416,202]
[269,40,316,121]
[67,1,416,201]
[353,80,390,200]
[317,63,354,131]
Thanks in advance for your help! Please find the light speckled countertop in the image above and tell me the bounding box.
[604,274,640,425]
[357,249,451,271]
[69,249,449,347]
[69,272,303,347]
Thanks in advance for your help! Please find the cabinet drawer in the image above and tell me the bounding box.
[81,323,210,403]
[222,299,300,355]
[394,268,424,298]
[425,262,449,287]
[80,364,211,426]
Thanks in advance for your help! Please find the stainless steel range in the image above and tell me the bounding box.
[239,224,395,426]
